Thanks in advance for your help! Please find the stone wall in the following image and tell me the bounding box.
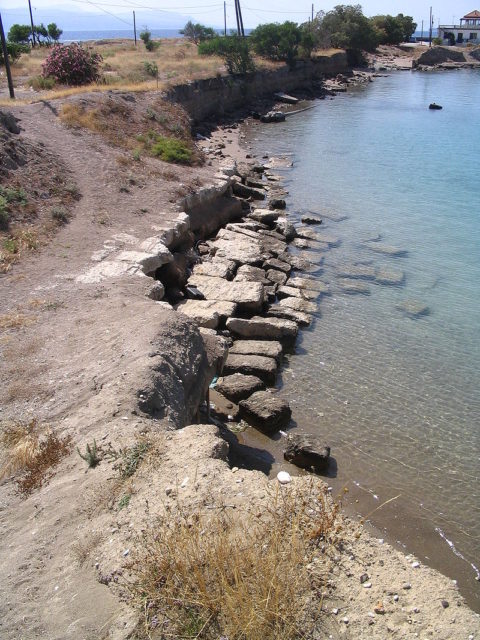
[166,53,348,122]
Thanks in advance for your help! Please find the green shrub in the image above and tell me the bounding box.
[0,42,30,65]
[250,22,302,64]
[152,136,192,164]
[0,186,27,204]
[51,207,69,223]
[140,28,160,52]
[180,20,216,44]
[28,75,56,90]
[432,37,443,45]
[143,60,159,86]
[0,197,9,230]
[77,440,101,468]
[7,24,31,44]
[198,36,254,74]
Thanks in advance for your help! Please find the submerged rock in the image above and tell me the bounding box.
[396,299,430,318]
[337,278,371,294]
[239,390,291,434]
[283,434,331,473]
[365,242,407,257]
[375,268,405,286]
[301,215,322,225]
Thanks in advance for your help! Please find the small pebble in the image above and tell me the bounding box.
[231,467,239,473]
[180,477,189,488]
[403,583,412,590]
[441,599,449,609]
[394,595,399,602]
[368,612,375,618]
[411,561,420,569]
[122,549,130,557]
[374,603,385,615]
[332,608,339,615]
[360,573,369,584]
[363,582,372,589]
[378,538,384,544]
[342,617,349,624]
[277,471,292,484]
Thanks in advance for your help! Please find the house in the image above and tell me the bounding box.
[438,9,480,44]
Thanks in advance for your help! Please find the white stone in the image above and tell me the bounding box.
[277,471,292,484]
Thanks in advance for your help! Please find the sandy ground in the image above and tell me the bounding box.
[0,91,479,639]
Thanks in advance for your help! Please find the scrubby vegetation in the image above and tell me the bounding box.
[42,43,102,85]
[127,482,340,639]
[198,35,255,74]
[180,20,216,45]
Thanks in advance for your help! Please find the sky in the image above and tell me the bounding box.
[1,0,478,31]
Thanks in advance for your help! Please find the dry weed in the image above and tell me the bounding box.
[71,530,104,567]
[0,419,71,495]
[0,312,36,330]
[126,481,339,639]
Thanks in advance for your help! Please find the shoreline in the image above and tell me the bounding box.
[0,65,479,638]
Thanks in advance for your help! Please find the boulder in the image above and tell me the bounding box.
[296,228,340,246]
[245,176,266,189]
[175,299,237,327]
[226,316,298,342]
[283,434,330,473]
[266,269,288,286]
[267,304,312,326]
[223,353,278,386]
[336,263,376,280]
[375,268,405,286]
[301,215,322,225]
[234,264,270,285]
[278,296,317,314]
[187,275,264,313]
[364,242,407,257]
[239,391,291,434]
[275,218,297,241]
[215,373,265,403]
[232,181,266,200]
[260,111,286,123]
[230,339,283,363]
[287,277,330,294]
[274,92,298,104]
[277,285,318,301]
[192,259,236,279]
[263,257,291,273]
[269,198,286,210]
[248,209,279,226]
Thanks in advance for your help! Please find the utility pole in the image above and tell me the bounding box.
[429,6,433,47]
[312,4,314,22]
[133,11,137,45]
[0,12,15,99]
[28,0,36,47]
[234,0,240,36]
[421,19,424,42]
[224,1,226,36]
[237,0,245,37]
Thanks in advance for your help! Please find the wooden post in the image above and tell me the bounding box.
[224,1,227,36]
[28,0,36,46]
[133,11,137,46]
[0,13,15,99]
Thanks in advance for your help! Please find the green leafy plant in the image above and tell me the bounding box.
[143,60,159,87]
[198,35,255,74]
[0,196,9,230]
[180,20,216,45]
[151,136,192,164]
[117,494,131,510]
[51,206,69,223]
[140,28,160,52]
[28,75,56,90]
[113,440,151,479]
[250,21,302,64]
[77,440,101,468]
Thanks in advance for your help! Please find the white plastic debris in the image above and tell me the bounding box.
[277,471,292,484]
[180,477,189,488]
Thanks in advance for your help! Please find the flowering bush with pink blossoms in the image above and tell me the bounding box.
[42,43,102,86]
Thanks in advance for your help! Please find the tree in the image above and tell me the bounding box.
[314,5,380,52]
[250,22,303,65]
[47,23,63,43]
[42,43,102,85]
[0,42,30,65]
[7,24,32,45]
[34,24,49,45]
[371,14,416,45]
[180,20,216,45]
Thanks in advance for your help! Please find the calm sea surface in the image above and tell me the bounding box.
[243,69,480,609]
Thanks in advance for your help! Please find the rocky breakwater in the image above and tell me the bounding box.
[155,158,332,471]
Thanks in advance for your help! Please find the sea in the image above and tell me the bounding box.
[241,69,480,610]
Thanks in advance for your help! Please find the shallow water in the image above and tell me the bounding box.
[243,69,480,609]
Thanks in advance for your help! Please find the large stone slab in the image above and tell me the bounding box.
[278,296,317,314]
[239,391,291,434]
[396,299,430,318]
[266,269,287,286]
[234,264,270,285]
[283,434,330,473]
[375,268,405,286]
[267,304,312,326]
[175,299,236,328]
[223,353,278,386]
[263,257,291,273]
[226,316,298,342]
[337,278,371,295]
[192,259,236,279]
[296,228,340,246]
[232,181,266,200]
[277,285,318,301]
[248,209,279,225]
[215,373,265,403]
[187,275,264,312]
[364,242,408,257]
[275,217,297,241]
[287,276,330,294]
[336,263,376,280]
[230,339,283,363]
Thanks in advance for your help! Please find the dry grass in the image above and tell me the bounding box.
[126,481,340,640]
[0,311,36,330]
[71,530,104,567]
[0,419,71,494]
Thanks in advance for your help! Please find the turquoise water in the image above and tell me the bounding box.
[244,70,480,608]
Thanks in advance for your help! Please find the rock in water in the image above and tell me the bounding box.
[283,434,330,473]
[215,373,265,403]
[239,391,291,434]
